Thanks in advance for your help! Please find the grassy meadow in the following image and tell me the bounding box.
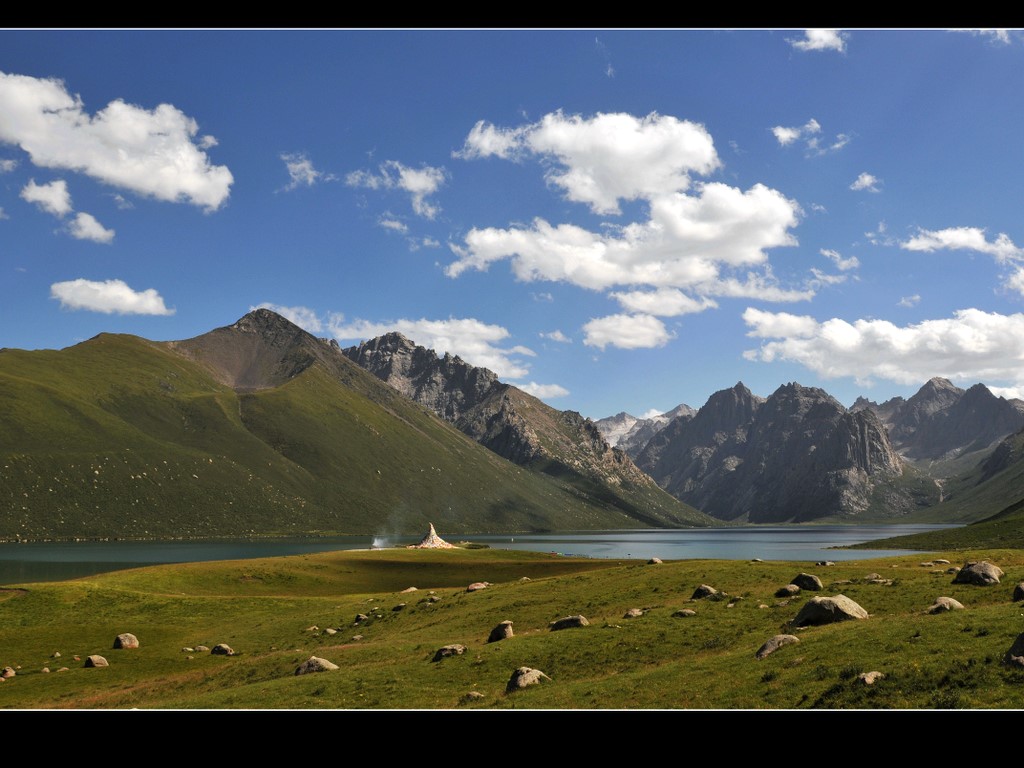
[3,545,1024,709]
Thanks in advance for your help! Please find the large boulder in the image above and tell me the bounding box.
[0,667,14,679]
[467,582,489,592]
[550,615,590,631]
[487,620,514,643]
[775,584,800,598]
[691,584,720,600]
[295,656,339,675]
[1004,633,1024,667]
[952,561,1003,586]
[623,608,645,619]
[927,596,964,614]
[791,595,869,626]
[113,633,139,649]
[1013,582,1024,602]
[84,655,108,668]
[211,644,234,656]
[791,573,823,591]
[432,644,467,661]
[506,666,551,693]
[755,634,800,660]
[672,609,696,618]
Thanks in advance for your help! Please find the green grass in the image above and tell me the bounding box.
[4,546,1024,709]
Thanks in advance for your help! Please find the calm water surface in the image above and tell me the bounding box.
[0,524,957,584]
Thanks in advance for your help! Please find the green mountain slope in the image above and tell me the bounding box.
[0,311,710,541]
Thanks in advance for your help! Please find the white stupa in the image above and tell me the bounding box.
[409,523,456,549]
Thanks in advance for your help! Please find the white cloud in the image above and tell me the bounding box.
[866,221,895,246]
[956,29,1013,44]
[850,172,881,192]
[743,306,1024,388]
[772,119,848,156]
[111,193,133,210]
[420,237,440,248]
[517,382,570,399]
[0,71,232,211]
[252,302,323,333]
[0,208,7,220]
[378,216,408,233]
[346,160,446,219]
[328,315,534,379]
[788,29,848,53]
[771,118,820,146]
[280,152,337,191]
[0,158,16,173]
[50,278,174,315]
[811,203,827,214]
[21,178,72,216]
[456,111,720,215]
[821,248,859,271]
[68,212,114,243]
[807,268,849,288]
[540,329,571,343]
[900,226,1023,261]
[1008,267,1024,296]
[610,288,718,317]
[988,385,1024,400]
[583,313,673,350]
[898,294,921,307]
[532,292,554,302]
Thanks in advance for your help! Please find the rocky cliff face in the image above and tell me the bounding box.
[596,403,698,460]
[637,382,904,522]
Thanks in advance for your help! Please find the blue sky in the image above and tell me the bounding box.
[3,28,1024,419]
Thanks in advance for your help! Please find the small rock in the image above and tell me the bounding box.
[927,596,965,614]
[672,609,696,618]
[211,644,234,656]
[41,667,50,673]
[1004,633,1024,666]
[647,557,663,565]
[506,666,551,693]
[550,615,590,631]
[751,558,764,562]
[194,645,209,652]
[791,595,869,626]
[73,655,80,661]
[392,603,406,612]
[623,608,645,619]
[0,667,14,679]
[304,626,319,632]
[816,561,836,567]
[433,644,467,661]
[933,559,950,565]
[181,647,194,653]
[57,667,69,673]
[1013,582,1024,602]
[427,595,441,603]
[859,671,884,685]
[758,604,769,609]
[755,634,800,660]
[920,561,935,567]
[461,691,485,703]
[351,635,363,641]
[868,578,894,585]
[113,633,139,650]
[295,656,339,675]
[467,582,489,592]
[354,613,368,624]
[51,652,61,659]
[323,628,337,635]
[952,561,1003,586]
[84,655,108,668]
[487,620,514,643]
[864,573,882,581]
[791,573,823,591]
[691,584,719,600]
[519,577,531,582]
[401,586,418,593]
[946,567,960,574]
[775,584,800,598]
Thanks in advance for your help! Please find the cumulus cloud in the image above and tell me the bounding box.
[518,382,570,399]
[456,111,720,215]
[866,221,895,246]
[0,71,232,210]
[788,29,848,53]
[821,248,859,271]
[610,288,718,316]
[21,178,72,216]
[532,292,554,302]
[252,302,324,333]
[68,212,114,243]
[540,329,571,343]
[898,294,921,307]
[111,193,133,210]
[850,172,881,193]
[900,226,1023,261]
[378,216,408,233]
[771,118,820,146]
[50,278,174,315]
[328,315,535,379]
[583,313,673,350]
[0,158,16,172]
[955,29,1013,44]
[743,306,1024,388]
[280,152,337,191]
[345,160,446,219]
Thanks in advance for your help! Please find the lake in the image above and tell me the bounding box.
[0,524,957,584]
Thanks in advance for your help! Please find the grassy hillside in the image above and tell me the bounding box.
[3,547,1024,709]
[0,331,710,541]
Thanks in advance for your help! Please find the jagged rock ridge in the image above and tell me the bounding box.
[595,403,697,460]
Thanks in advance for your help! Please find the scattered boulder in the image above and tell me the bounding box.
[113,633,139,649]
[755,634,800,660]
[392,603,406,612]
[432,644,467,661]
[791,595,869,627]
[506,666,551,693]
[51,652,61,659]
[181,647,194,653]
[211,644,234,656]
[550,615,590,631]
[752,558,764,563]
[425,595,441,603]
[920,562,935,567]
[816,561,836,567]
[487,620,514,643]
[864,573,882,581]
[467,582,489,592]
[775,584,800,598]
[354,614,368,624]
[295,656,339,675]
[946,567,960,575]
[351,635,363,642]
[672,609,696,618]
[323,628,337,635]
[791,573,823,591]
[859,671,884,685]
[461,691,485,703]
[952,561,1003,586]
[57,667,69,673]
[1005,633,1024,666]
[867,578,894,586]
[0,667,14,679]
[927,596,964,614]
[623,608,645,619]
[41,667,50,673]
[647,557,663,565]
[194,645,209,652]
[84,655,108,668]
[758,604,769,609]
[691,584,720,600]
[519,577,531,582]
[304,625,319,632]
[1014,583,1024,602]
[934,559,950,565]
[401,587,418,593]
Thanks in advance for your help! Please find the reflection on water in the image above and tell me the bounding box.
[0,524,958,584]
